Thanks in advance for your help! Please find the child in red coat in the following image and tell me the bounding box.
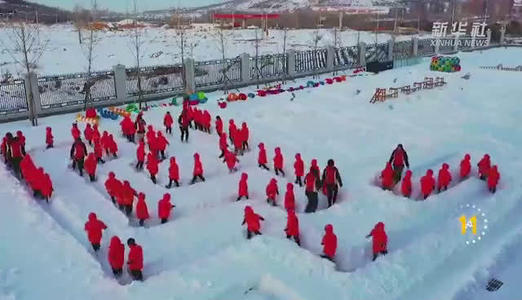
[108,236,125,277]
[219,133,228,159]
[166,157,180,188]
[240,122,249,151]
[242,206,264,239]
[273,147,285,176]
[156,131,169,160]
[294,153,304,187]
[237,173,249,201]
[127,238,143,281]
[228,119,237,144]
[71,123,80,141]
[94,138,105,164]
[366,222,388,261]
[478,154,491,180]
[401,170,412,198]
[258,143,269,170]
[84,153,97,182]
[45,127,53,149]
[420,169,436,199]
[285,210,300,245]
[84,124,93,145]
[40,172,53,202]
[136,140,145,170]
[487,165,500,193]
[215,116,223,137]
[136,193,150,226]
[381,162,394,190]
[191,153,205,184]
[284,183,295,211]
[146,152,159,184]
[460,154,471,179]
[105,172,122,205]
[224,149,239,173]
[84,213,107,252]
[266,178,279,206]
[437,163,452,192]
[164,112,174,134]
[321,224,337,261]
[158,193,175,224]
[108,134,118,158]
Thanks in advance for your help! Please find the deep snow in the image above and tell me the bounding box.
[0,47,521,300]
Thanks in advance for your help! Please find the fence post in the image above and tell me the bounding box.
[112,64,127,104]
[240,53,251,85]
[486,29,492,46]
[287,50,296,77]
[500,26,506,45]
[25,72,42,119]
[358,42,366,67]
[412,37,419,56]
[327,46,335,72]
[435,36,440,54]
[388,38,394,61]
[471,34,476,50]
[453,35,459,52]
[184,58,195,94]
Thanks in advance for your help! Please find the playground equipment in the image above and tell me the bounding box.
[97,108,119,120]
[370,77,446,103]
[430,56,461,72]
[76,113,99,126]
[108,107,131,118]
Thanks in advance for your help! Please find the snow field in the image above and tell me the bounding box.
[0,47,521,300]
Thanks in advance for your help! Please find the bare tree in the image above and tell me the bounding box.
[81,0,99,111]
[0,22,48,126]
[215,27,231,94]
[311,29,323,79]
[129,0,146,109]
[73,5,88,45]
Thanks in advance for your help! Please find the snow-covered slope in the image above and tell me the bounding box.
[0,47,520,300]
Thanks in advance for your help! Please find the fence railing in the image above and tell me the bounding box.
[0,35,507,122]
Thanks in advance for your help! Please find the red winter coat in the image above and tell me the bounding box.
[266,179,279,200]
[322,224,337,258]
[156,132,169,151]
[164,113,174,128]
[243,206,263,232]
[70,140,87,160]
[294,154,304,177]
[40,173,53,198]
[421,170,436,197]
[146,153,159,176]
[460,154,471,178]
[108,236,125,270]
[120,116,135,136]
[368,222,388,254]
[16,131,25,147]
[487,166,500,189]
[105,172,121,198]
[45,128,53,146]
[216,118,224,136]
[128,244,143,271]
[274,147,283,169]
[101,132,111,151]
[94,140,103,159]
[240,123,249,143]
[71,125,80,140]
[84,124,93,142]
[225,150,238,170]
[285,211,299,237]
[84,153,97,176]
[108,135,118,154]
[310,159,320,178]
[158,193,174,220]
[381,162,394,189]
[137,142,146,162]
[136,193,150,220]
[219,134,228,151]
[203,111,211,128]
[168,157,179,181]
[437,163,452,189]
[284,183,295,211]
[121,181,136,206]
[92,125,101,142]
[238,173,249,197]
[305,171,318,193]
[10,138,24,158]
[401,170,413,197]
[258,143,267,165]
[229,120,237,141]
[193,153,203,176]
[478,155,491,177]
[84,213,107,244]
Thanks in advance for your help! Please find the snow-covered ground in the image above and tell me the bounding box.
[0,24,411,76]
[0,47,520,300]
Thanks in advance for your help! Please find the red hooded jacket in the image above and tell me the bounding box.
[284,183,295,211]
[487,166,500,189]
[266,178,279,201]
[156,132,169,151]
[158,193,174,220]
[219,133,228,151]
[381,162,394,189]
[71,124,80,140]
[401,170,412,197]
[84,213,107,244]
[105,172,122,198]
[136,193,150,220]
[238,173,249,197]
[368,222,388,254]
[40,173,53,198]
[193,153,203,176]
[94,139,103,159]
[108,236,125,270]
[243,206,263,232]
[164,112,174,128]
[258,143,267,165]
[84,124,93,142]
[168,157,179,181]
[137,141,146,162]
[215,117,223,136]
[460,154,471,178]
[229,120,237,142]
[421,170,436,197]
[478,154,491,177]
[294,153,304,177]
[84,153,97,176]
[305,170,318,193]
[108,135,118,154]
[274,147,283,169]
[322,224,337,258]
[437,163,452,189]
[285,210,299,237]
[240,123,249,143]
[146,153,159,176]
[121,181,136,206]
[128,244,143,271]
[225,150,238,170]
[45,127,53,146]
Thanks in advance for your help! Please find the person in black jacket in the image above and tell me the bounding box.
[388,144,410,184]
[322,159,343,207]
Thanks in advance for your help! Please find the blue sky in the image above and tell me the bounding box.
[28,0,224,12]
